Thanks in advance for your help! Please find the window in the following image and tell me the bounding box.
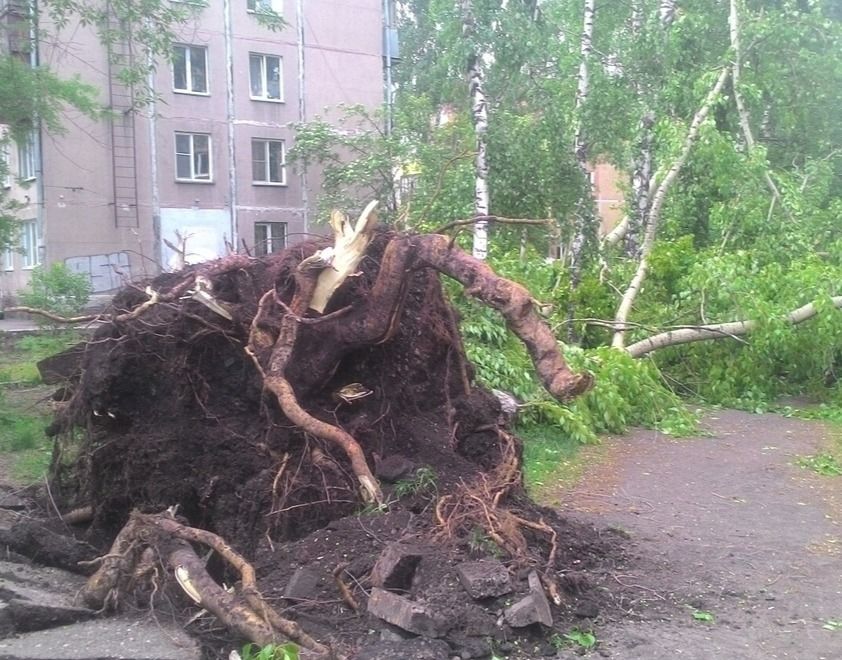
[17,132,36,180]
[3,245,13,271]
[175,132,211,182]
[20,220,38,269]
[249,53,282,101]
[173,45,208,94]
[254,222,286,256]
[251,139,285,185]
[247,0,281,12]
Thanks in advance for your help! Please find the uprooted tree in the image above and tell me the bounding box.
[31,204,593,656]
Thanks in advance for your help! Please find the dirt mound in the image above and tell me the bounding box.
[13,228,624,658]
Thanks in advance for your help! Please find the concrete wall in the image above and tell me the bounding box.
[592,162,626,235]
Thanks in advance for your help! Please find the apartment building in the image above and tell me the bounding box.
[1,0,392,301]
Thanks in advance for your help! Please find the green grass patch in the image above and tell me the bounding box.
[519,424,585,494]
[798,453,842,476]
[0,331,80,385]
[0,393,53,484]
[0,412,52,483]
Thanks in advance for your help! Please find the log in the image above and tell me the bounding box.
[626,295,842,358]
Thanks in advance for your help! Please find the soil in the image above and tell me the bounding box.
[547,409,842,660]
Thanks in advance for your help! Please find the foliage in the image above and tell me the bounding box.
[19,263,92,320]
[552,628,597,649]
[467,526,502,557]
[797,453,842,477]
[394,466,438,498]
[453,247,697,446]
[238,643,299,660]
[691,609,715,623]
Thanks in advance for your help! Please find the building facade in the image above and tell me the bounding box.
[1,0,390,302]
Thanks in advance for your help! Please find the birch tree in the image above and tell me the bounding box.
[568,0,597,271]
[461,0,491,260]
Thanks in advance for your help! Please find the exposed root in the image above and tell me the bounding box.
[435,430,560,590]
[332,562,360,613]
[416,233,594,401]
[61,505,93,525]
[80,509,330,656]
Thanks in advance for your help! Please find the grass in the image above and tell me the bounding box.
[0,332,76,483]
[0,331,80,385]
[519,424,588,496]
[798,453,842,476]
[0,398,52,483]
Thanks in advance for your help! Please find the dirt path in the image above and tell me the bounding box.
[550,409,842,660]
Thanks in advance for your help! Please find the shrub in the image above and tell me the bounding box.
[19,263,92,319]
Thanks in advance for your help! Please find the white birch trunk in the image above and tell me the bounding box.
[612,66,731,349]
[462,0,490,260]
[659,0,676,27]
[627,296,842,358]
[569,0,597,269]
[728,0,786,214]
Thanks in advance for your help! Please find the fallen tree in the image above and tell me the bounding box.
[21,205,597,656]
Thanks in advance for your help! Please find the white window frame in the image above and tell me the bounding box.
[17,132,36,181]
[249,52,283,102]
[172,44,209,95]
[3,245,14,271]
[20,220,39,269]
[254,221,287,256]
[247,0,282,13]
[251,138,286,186]
[175,132,212,183]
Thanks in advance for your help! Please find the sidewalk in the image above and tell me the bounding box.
[0,317,41,334]
[0,316,104,335]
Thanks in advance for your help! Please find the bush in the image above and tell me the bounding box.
[19,263,92,319]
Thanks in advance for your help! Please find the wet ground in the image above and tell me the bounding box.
[549,409,842,660]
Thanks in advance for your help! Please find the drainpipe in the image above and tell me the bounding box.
[223,0,239,250]
[382,0,393,135]
[147,62,161,274]
[31,0,46,265]
[296,0,308,233]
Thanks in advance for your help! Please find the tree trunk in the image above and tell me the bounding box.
[462,0,491,260]
[659,0,676,27]
[569,0,597,274]
[728,0,788,217]
[627,296,842,358]
[612,65,731,349]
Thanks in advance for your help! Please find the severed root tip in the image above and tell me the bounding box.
[359,475,384,506]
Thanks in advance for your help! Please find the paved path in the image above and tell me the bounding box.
[554,410,842,660]
[0,318,40,333]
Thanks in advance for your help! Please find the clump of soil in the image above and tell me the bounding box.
[17,230,627,658]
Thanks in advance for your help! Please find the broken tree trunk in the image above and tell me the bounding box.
[612,65,731,349]
[626,295,842,358]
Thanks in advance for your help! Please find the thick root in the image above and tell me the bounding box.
[416,233,594,401]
